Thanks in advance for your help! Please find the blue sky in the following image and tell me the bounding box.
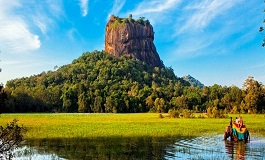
[0,0,264,87]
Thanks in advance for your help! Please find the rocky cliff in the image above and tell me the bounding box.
[105,15,164,68]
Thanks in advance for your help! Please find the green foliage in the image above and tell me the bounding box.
[242,76,264,113]
[154,98,165,113]
[109,18,124,29]
[180,109,193,118]
[109,15,150,29]
[0,119,27,159]
[5,51,180,113]
[0,85,8,112]
[3,50,265,114]
[136,17,145,25]
[206,107,227,118]
[168,109,179,118]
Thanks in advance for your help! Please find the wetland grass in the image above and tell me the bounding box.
[0,113,264,140]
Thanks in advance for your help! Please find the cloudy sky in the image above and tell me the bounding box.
[0,0,264,87]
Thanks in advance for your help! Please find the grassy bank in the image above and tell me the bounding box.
[0,113,264,139]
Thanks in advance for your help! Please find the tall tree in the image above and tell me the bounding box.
[171,95,188,110]
[0,84,7,112]
[93,96,104,113]
[145,95,154,111]
[243,76,262,113]
[0,53,7,112]
[78,93,87,113]
[154,98,165,113]
[221,86,243,112]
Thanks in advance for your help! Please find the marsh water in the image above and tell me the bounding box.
[13,134,265,160]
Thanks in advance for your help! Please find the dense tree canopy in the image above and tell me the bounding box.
[2,50,265,114]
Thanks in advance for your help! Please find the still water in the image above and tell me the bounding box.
[13,134,265,160]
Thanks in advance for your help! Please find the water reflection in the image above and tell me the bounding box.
[166,134,265,159]
[225,140,247,159]
[14,137,177,160]
[12,135,265,160]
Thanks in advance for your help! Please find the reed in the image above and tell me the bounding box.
[0,113,264,139]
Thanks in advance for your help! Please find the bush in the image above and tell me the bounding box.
[207,106,228,118]
[158,113,164,118]
[198,114,205,118]
[122,18,129,24]
[181,109,193,118]
[109,19,123,29]
[206,107,212,118]
[0,119,27,159]
[168,109,179,118]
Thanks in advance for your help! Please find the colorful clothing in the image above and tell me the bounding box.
[232,123,249,141]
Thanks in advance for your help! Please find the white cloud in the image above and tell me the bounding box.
[130,0,181,16]
[33,15,52,35]
[0,0,41,54]
[0,0,66,54]
[107,0,126,20]
[246,63,265,70]
[80,0,89,17]
[178,0,242,34]
[165,0,250,59]
[122,0,181,26]
[33,1,64,35]
[46,0,65,19]
[67,28,83,42]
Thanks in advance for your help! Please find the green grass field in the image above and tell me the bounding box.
[0,113,264,139]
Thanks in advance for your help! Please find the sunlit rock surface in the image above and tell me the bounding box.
[105,15,164,68]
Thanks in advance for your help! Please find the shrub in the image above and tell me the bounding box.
[109,20,122,29]
[198,114,205,118]
[0,119,27,159]
[158,113,164,118]
[181,109,192,118]
[206,107,212,118]
[207,106,228,118]
[168,109,179,118]
[122,18,129,24]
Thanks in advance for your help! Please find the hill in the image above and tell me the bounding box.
[3,51,265,114]
[4,51,187,113]
[182,75,204,88]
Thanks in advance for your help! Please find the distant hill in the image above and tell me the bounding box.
[182,75,204,88]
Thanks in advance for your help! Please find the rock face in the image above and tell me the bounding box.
[105,15,164,68]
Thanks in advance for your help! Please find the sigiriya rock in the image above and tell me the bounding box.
[105,15,164,68]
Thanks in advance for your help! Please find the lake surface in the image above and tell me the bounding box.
[12,134,265,160]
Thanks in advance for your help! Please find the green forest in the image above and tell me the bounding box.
[1,50,265,115]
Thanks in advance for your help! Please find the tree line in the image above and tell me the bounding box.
[1,51,265,114]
